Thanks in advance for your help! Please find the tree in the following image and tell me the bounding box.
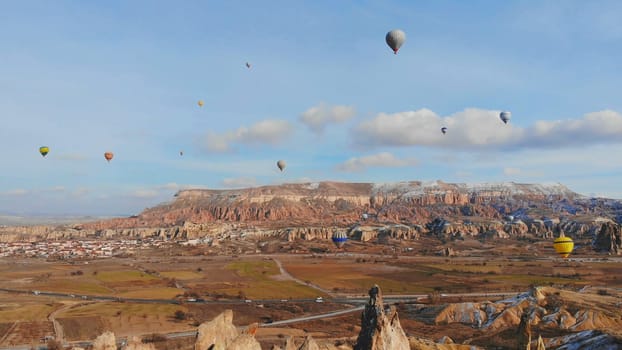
[174,310,187,321]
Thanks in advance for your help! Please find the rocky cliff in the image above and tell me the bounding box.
[78,181,588,229]
[3,181,622,254]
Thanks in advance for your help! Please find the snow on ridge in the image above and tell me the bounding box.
[306,182,320,190]
[371,181,576,197]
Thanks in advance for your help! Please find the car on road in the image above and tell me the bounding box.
[315,297,324,303]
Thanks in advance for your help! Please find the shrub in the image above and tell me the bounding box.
[174,310,187,320]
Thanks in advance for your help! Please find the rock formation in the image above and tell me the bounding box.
[298,335,320,350]
[518,309,533,350]
[354,285,409,350]
[3,181,622,259]
[592,221,621,255]
[92,331,116,350]
[194,309,261,350]
[123,336,155,350]
[78,181,585,230]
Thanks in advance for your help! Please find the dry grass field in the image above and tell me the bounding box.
[0,247,621,345]
[0,301,60,322]
[56,302,194,340]
[159,271,203,280]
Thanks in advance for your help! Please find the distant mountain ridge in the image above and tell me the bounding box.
[79,180,594,230]
[2,181,622,255]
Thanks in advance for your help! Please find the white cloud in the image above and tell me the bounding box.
[46,186,66,193]
[124,183,211,200]
[336,152,417,172]
[3,189,29,196]
[454,170,472,177]
[220,177,258,189]
[503,167,522,176]
[129,189,160,199]
[300,103,355,134]
[353,108,518,149]
[502,167,544,177]
[202,119,293,153]
[353,108,622,151]
[153,182,208,191]
[72,188,90,197]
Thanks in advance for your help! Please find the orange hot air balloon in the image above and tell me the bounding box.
[104,152,114,162]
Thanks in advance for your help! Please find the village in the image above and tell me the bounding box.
[0,237,181,259]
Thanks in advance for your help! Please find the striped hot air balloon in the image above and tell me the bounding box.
[553,233,574,259]
[332,231,348,248]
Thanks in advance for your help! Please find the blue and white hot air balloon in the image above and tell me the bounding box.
[332,231,348,248]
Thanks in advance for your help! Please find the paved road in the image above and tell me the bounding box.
[0,287,518,307]
[260,305,365,327]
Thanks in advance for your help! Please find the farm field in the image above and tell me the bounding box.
[0,251,621,345]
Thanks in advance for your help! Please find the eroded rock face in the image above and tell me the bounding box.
[354,285,409,350]
[77,181,583,230]
[92,331,116,350]
[225,333,261,350]
[593,222,621,255]
[418,286,622,338]
[548,330,622,350]
[194,310,261,350]
[4,181,622,256]
[298,336,320,350]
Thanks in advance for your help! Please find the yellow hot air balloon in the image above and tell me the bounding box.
[197,100,204,107]
[104,152,114,162]
[553,232,574,259]
[39,146,49,157]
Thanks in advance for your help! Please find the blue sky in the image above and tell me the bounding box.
[1,0,622,216]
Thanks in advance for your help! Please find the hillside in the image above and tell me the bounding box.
[81,181,590,229]
[2,180,621,255]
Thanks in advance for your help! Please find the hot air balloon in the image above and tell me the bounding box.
[500,111,511,124]
[441,127,447,134]
[197,100,204,107]
[385,29,406,54]
[246,62,251,68]
[553,232,574,259]
[104,152,114,162]
[39,146,49,157]
[277,160,286,172]
[332,231,348,248]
